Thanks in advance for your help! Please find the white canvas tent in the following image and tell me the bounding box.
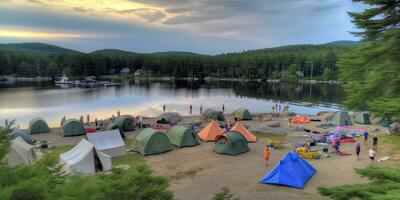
[6,136,39,166]
[60,139,112,174]
[87,130,126,158]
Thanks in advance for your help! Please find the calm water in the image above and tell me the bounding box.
[0,80,345,128]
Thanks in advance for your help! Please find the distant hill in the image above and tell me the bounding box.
[0,43,81,54]
[323,40,366,47]
[150,51,204,56]
[90,49,140,56]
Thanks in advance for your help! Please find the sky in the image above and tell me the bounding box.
[0,0,365,54]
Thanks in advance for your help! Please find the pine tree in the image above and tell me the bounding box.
[340,0,400,118]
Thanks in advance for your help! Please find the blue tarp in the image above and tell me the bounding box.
[7,128,33,144]
[259,151,316,189]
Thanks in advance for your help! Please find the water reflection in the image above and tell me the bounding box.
[0,80,345,128]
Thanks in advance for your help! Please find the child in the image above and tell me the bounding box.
[369,148,376,164]
[356,142,361,160]
[263,145,271,166]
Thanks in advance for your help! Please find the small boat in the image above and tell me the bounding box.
[55,75,73,84]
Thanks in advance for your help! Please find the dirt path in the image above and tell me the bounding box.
[145,135,394,200]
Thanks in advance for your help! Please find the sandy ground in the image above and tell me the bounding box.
[28,114,397,200]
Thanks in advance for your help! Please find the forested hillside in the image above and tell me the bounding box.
[0,41,363,79]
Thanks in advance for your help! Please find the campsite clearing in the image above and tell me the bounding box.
[27,114,400,200]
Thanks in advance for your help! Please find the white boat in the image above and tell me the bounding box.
[55,76,73,84]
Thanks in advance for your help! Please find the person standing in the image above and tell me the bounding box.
[372,134,378,151]
[369,148,376,164]
[356,142,361,160]
[200,105,203,115]
[363,130,369,146]
[95,118,98,127]
[263,145,271,166]
[117,110,120,117]
[138,115,143,129]
[86,114,90,125]
[80,115,84,124]
[222,104,225,113]
[61,116,66,125]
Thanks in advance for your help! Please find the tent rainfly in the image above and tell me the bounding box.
[107,115,135,131]
[230,121,257,142]
[354,112,371,124]
[131,128,172,156]
[259,151,316,189]
[29,117,51,134]
[203,109,225,121]
[7,128,33,144]
[233,108,252,120]
[214,131,250,156]
[329,111,353,126]
[61,119,86,137]
[60,139,112,174]
[167,126,200,147]
[6,136,39,166]
[197,120,224,142]
[157,112,182,124]
[87,129,126,158]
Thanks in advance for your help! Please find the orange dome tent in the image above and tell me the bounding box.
[198,120,224,142]
[230,121,257,143]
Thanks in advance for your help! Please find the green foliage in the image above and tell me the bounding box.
[319,166,400,200]
[0,41,362,79]
[0,118,173,200]
[46,62,60,77]
[322,68,333,81]
[339,0,400,119]
[213,187,240,200]
[62,67,73,77]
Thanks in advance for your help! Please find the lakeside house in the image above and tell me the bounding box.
[120,67,130,75]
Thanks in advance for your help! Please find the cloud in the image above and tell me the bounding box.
[72,7,91,13]
[112,8,166,22]
[0,28,85,40]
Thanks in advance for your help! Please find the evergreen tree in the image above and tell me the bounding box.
[339,0,400,118]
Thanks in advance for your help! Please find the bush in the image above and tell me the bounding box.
[319,166,400,200]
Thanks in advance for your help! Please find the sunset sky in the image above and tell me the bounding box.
[0,0,365,54]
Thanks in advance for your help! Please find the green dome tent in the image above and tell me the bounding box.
[28,117,51,134]
[106,115,135,131]
[157,112,182,124]
[233,108,252,120]
[131,128,172,156]
[203,109,225,121]
[214,131,250,156]
[354,112,371,124]
[374,117,393,127]
[167,126,200,147]
[329,111,353,126]
[61,119,86,137]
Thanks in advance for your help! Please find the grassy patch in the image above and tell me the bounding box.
[252,131,286,139]
[170,168,203,180]
[381,135,400,150]
[112,153,145,171]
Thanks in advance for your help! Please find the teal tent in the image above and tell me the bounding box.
[61,119,86,137]
[131,128,172,156]
[107,115,135,131]
[354,112,371,124]
[167,126,200,147]
[232,108,252,120]
[329,111,352,126]
[214,131,249,156]
[29,117,51,134]
[203,109,225,121]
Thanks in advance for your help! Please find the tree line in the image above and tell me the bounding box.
[0,42,359,80]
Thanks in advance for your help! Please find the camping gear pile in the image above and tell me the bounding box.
[291,115,312,124]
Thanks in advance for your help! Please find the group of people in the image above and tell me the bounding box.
[356,130,379,164]
[272,104,282,113]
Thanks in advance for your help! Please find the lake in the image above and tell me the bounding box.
[0,80,345,128]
